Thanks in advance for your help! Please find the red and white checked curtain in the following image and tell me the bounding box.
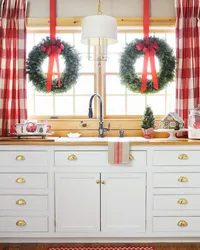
[175,0,200,129]
[0,0,27,136]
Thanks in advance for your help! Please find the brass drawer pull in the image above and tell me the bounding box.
[16,220,26,227]
[96,180,100,184]
[67,154,78,161]
[177,220,188,227]
[15,177,26,183]
[177,198,188,205]
[178,176,188,182]
[101,180,105,184]
[16,199,26,205]
[178,154,188,160]
[129,154,134,161]
[15,155,25,161]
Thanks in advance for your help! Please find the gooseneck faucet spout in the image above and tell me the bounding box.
[88,94,110,137]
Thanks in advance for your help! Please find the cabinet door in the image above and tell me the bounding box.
[101,173,146,233]
[55,173,100,233]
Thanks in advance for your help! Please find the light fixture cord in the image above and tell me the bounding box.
[97,0,102,15]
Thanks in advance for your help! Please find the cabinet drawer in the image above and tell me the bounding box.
[0,195,48,211]
[153,195,200,210]
[0,151,48,167]
[54,150,146,167]
[153,150,200,166]
[0,174,48,189]
[153,217,200,232]
[153,173,200,188]
[0,217,48,232]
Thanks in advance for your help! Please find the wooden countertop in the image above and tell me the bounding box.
[0,137,200,146]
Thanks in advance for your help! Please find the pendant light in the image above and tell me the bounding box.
[81,0,118,66]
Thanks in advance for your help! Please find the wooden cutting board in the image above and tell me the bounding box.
[0,137,55,142]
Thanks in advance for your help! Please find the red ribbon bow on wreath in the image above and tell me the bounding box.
[41,42,64,56]
[136,40,159,56]
[137,0,159,92]
[42,0,65,92]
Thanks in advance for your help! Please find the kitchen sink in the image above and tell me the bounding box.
[54,137,149,142]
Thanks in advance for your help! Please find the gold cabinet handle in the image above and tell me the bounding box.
[101,180,105,184]
[67,154,78,161]
[16,199,26,205]
[178,176,188,182]
[177,220,188,227]
[129,154,134,161]
[16,220,26,227]
[178,154,188,160]
[15,155,25,161]
[177,198,188,205]
[96,180,100,184]
[15,177,26,183]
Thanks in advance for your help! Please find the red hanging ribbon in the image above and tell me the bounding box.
[138,0,159,92]
[44,0,63,92]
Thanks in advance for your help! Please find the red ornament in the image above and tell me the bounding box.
[26,122,37,133]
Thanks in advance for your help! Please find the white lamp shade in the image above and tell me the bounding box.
[81,15,118,46]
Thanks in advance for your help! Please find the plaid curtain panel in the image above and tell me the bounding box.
[0,0,27,136]
[175,0,200,129]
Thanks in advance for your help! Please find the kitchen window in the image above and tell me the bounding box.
[27,28,175,119]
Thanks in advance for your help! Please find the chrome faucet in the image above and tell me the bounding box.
[88,94,110,137]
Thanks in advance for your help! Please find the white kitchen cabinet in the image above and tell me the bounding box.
[55,173,100,233]
[101,173,146,233]
[55,172,146,234]
[1,144,200,242]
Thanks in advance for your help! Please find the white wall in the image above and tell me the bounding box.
[27,0,175,18]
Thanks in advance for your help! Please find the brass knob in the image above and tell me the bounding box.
[15,177,26,183]
[178,154,188,160]
[16,220,26,227]
[129,154,134,161]
[177,198,188,205]
[96,180,100,184]
[177,220,188,227]
[101,180,105,184]
[16,199,26,205]
[178,176,188,182]
[67,154,78,161]
[15,155,25,161]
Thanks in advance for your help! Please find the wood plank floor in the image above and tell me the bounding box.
[1,244,200,250]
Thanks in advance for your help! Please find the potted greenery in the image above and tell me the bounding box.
[141,106,155,139]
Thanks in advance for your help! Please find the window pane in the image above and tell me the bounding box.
[34,34,47,44]
[106,75,125,95]
[58,33,73,45]
[126,33,143,43]
[75,96,90,115]
[108,33,126,53]
[74,33,88,53]
[80,54,94,73]
[35,96,53,115]
[27,96,34,116]
[166,95,175,113]
[27,33,34,57]
[106,54,120,73]
[106,96,125,115]
[147,96,165,115]
[75,75,94,95]
[55,96,73,115]
[127,96,146,115]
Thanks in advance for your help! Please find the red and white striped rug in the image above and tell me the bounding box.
[48,247,155,250]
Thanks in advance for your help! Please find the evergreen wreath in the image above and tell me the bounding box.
[119,36,176,94]
[26,36,81,93]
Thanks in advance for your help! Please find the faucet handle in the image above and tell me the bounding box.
[103,123,110,132]
[119,130,124,137]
